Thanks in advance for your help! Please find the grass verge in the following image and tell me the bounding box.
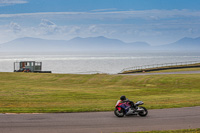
[0,72,200,113]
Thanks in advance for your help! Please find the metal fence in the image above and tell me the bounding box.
[121,61,200,73]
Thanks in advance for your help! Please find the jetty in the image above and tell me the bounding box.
[120,61,200,74]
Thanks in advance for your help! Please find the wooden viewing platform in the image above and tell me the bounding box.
[14,61,51,73]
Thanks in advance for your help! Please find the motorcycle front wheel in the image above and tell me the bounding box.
[138,107,148,117]
[114,108,125,117]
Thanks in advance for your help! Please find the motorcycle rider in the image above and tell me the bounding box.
[120,95,136,111]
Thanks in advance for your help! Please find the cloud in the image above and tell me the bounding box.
[1,9,200,20]
[1,9,200,45]
[0,12,86,18]
[9,22,21,33]
[88,25,98,33]
[39,19,59,34]
[0,0,28,6]
[1,20,200,46]
[1,9,200,30]
[40,19,56,27]
[91,8,117,12]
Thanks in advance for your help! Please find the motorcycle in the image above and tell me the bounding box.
[114,100,148,117]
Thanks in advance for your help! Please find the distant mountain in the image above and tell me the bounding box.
[173,37,200,46]
[158,37,200,50]
[69,36,124,45]
[0,36,150,52]
[1,36,199,52]
[67,36,126,51]
[0,37,67,52]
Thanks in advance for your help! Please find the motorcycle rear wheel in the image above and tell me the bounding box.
[114,108,125,117]
[138,107,148,117]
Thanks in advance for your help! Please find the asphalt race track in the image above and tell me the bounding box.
[0,106,200,133]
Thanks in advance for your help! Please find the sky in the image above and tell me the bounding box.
[0,0,200,45]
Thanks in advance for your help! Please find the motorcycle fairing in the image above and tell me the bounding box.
[116,101,130,114]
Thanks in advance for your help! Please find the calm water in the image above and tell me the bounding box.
[0,52,200,74]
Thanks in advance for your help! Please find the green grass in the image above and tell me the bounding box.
[118,128,200,133]
[0,72,200,113]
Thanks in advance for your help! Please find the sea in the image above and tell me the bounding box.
[0,51,200,74]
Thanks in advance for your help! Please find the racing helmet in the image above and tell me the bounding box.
[120,95,126,101]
